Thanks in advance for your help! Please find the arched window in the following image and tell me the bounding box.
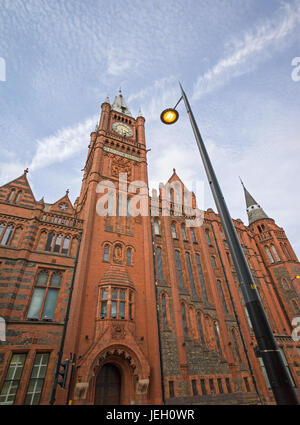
[181,303,188,334]
[154,219,160,235]
[282,279,289,290]
[7,189,15,202]
[213,322,222,354]
[126,248,132,265]
[104,245,110,262]
[171,222,177,239]
[1,225,14,246]
[161,294,168,328]
[271,245,280,262]
[0,223,5,240]
[190,227,196,243]
[181,224,187,241]
[217,279,228,313]
[175,251,184,289]
[50,273,62,287]
[185,252,196,296]
[211,256,217,268]
[156,247,164,281]
[197,313,206,346]
[232,329,242,364]
[14,191,22,204]
[205,230,212,245]
[291,300,299,313]
[45,232,54,252]
[195,253,208,304]
[61,236,70,255]
[265,246,274,263]
[53,234,63,253]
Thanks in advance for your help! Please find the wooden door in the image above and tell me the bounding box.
[94,364,121,405]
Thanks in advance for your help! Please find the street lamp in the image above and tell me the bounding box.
[160,83,299,405]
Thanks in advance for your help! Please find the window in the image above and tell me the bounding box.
[200,379,207,395]
[169,381,174,398]
[243,377,250,392]
[0,225,14,246]
[185,252,196,296]
[181,303,188,334]
[156,247,164,281]
[197,313,206,347]
[226,252,231,265]
[217,378,223,394]
[171,223,177,239]
[291,300,300,313]
[53,234,63,253]
[100,287,133,320]
[190,227,196,243]
[161,294,168,328]
[154,220,160,235]
[61,236,70,255]
[0,353,27,405]
[45,232,54,251]
[211,256,217,268]
[181,224,187,241]
[0,223,4,240]
[282,279,289,290]
[209,379,215,395]
[195,254,208,304]
[7,189,16,202]
[14,191,21,204]
[126,248,132,265]
[265,246,274,263]
[217,280,228,313]
[232,330,242,364]
[27,271,62,320]
[213,322,222,354]
[104,245,110,262]
[205,230,212,245]
[24,353,49,405]
[175,251,185,289]
[225,378,232,393]
[191,379,198,396]
[271,245,280,262]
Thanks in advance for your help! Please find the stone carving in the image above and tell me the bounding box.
[111,324,126,339]
[111,157,132,179]
[113,245,122,263]
[135,378,149,395]
[74,382,89,400]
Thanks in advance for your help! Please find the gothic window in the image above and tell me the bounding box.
[270,245,280,262]
[191,379,198,396]
[45,232,54,251]
[0,223,4,240]
[209,379,216,395]
[211,255,217,268]
[24,353,49,405]
[291,299,299,314]
[175,251,185,289]
[126,248,132,265]
[181,224,187,241]
[213,321,222,354]
[225,378,232,393]
[205,230,212,245]
[154,219,160,235]
[0,353,27,405]
[53,234,63,253]
[181,303,188,334]
[226,252,231,265]
[129,291,133,320]
[61,236,70,255]
[171,222,177,239]
[0,225,14,246]
[156,247,164,281]
[104,245,110,262]
[243,377,250,392]
[190,227,196,243]
[195,254,209,304]
[217,280,228,313]
[197,312,206,347]
[282,279,289,290]
[185,252,196,296]
[14,191,21,204]
[265,246,274,263]
[231,329,242,364]
[7,189,16,203]
[27,270,62,320]
[100,288,108,318]
[100,287,133,320]
[217,378,224,394]
[161,294,168,328]
[200,379,207,395]
[169,381,174,398]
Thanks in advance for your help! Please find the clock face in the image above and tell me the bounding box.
[112,122,133,137]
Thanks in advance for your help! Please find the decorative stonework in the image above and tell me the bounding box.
[111,156,132,179]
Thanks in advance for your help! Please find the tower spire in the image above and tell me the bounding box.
[111,88,132,117]
[240,179,269,225]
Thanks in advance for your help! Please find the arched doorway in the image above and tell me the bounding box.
[94,363,121,405]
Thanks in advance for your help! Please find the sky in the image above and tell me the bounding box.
[0,0,300,257]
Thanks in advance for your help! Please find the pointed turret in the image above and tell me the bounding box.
[111,88,132,117]
[240,179,269,225]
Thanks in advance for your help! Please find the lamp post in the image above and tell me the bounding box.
[160,83,299,405]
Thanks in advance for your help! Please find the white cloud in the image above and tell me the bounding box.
[29,115,97,171]
[193,1,300,99]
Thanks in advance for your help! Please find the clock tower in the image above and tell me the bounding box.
[59,90,163,405]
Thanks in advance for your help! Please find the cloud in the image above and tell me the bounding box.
[193,1,300,99]
[29,115,97,171]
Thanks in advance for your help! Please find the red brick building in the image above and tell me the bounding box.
[0,90,299,405]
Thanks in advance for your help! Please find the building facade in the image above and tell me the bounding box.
[0,91,300,405]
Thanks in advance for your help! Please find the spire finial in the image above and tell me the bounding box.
[66,189,69,195]
[173,168,176,174]
[24,168,29,174]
